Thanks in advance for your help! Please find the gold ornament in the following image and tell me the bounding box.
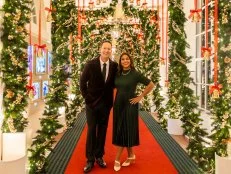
[225,70,230,77]
[14,13,21,21]
[191,12,201,22]
[226,92,231,99]
[46,12,53,22]
[37,48,43,57]
[156,35,161,44]
[14,94,23,104]
[11,56,19,66]
[222,6,228,24]
[137,0,140,6]
[90,34,95,39]
[81,15,87,25]
[227,76,231,84]
[17,26,24,32]
[222,15,228,24]
[224,57,231,63]
[5,13,11,17]
[142,2,148,10]
[18,62,24,68]
[212,89,220,99]
[203,50,211,60]
[8,35,13,40]
[6,89,14,98]
[223,112,229,119]
[29,90,34,100]
[17,76,23,82]
[7,117,17,133]
[165,80,170,88]
[96,0,100,5]
[160,58,165,65]
[89,2,94,9]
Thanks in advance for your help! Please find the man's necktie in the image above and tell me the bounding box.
[102,63,107,81]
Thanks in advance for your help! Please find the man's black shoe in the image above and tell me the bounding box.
[96,158,107,168]
[83,162,94,173]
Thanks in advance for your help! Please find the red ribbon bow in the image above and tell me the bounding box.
[188,9,202,19]
[34,44,46,49]
[150,16,157,24]
[201,47,212,52]
[201,47,212,57]
[45,7,56,12]
[137,33,144,40]
[209,83,222,95]
[26,85,35,92]
[34,44,47,56]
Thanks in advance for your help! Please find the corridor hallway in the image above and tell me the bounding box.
[46,111,201,174]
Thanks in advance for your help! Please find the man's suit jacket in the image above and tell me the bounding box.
[80,57,118,108]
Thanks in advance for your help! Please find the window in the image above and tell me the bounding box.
[195,0,214,110]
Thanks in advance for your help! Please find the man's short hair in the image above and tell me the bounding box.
[100,40,112,48]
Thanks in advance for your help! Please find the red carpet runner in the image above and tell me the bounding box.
[65,111,178,174]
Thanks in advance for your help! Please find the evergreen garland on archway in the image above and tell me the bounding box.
[122,0,166,125]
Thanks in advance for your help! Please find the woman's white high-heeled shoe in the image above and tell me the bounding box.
[122,155,136,167]
[114,160,121,171]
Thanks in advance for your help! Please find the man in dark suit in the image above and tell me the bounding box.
[80,40,118,173]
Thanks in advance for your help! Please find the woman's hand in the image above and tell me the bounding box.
[129,82,154,105]
[129,95,143,104]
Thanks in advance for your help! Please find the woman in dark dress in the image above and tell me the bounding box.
[113,52,154,171]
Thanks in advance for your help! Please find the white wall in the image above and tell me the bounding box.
[184,0,197,92]
[25,0,51,47]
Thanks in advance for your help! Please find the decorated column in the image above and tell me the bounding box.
[0,0,31,132]
[209,1,231,171]
[167,0,211,172]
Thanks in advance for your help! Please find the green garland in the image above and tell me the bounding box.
[122,0,166,126]
[167,0,211,172]
[28,0,76,173]
[0,0,31,132]
[209,0,231,168]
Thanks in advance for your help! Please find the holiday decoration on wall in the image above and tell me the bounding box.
[188,0,201,23]
[209,0,221,100]
[0,0,31,132]
[45,0,55,22]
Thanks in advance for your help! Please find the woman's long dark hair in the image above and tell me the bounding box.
[118,52,135,75]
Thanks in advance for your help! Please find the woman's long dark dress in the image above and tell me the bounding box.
[113,69,150,147]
